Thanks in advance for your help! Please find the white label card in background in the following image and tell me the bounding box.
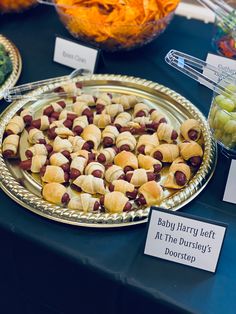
[144,208,227,273]
[223,160,236,204]
[203,53,236,81]
[53,37,99,73]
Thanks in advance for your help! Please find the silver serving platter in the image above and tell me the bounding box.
[0,74,217,227]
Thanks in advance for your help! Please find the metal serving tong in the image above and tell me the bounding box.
[197,0,236,34]
[3,68,91,102]
[165,49,236,97]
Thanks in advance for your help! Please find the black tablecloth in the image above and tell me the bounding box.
[1,5,236,314]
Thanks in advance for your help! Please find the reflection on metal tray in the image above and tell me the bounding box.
[0,74,217,228]
[0,35,22,100]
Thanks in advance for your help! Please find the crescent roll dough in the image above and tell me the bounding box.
[93,114,112,129]
[114,151,138,170]
[96,93,112,106]
[85,162,105,177]
[179,141,203,160]
[111,180,135,194]
[72,101,90,116]
[68,136,86,152]
[50,153,69,167]
[81,125,101,149]
[163,157,191,189]
[26,144,48,157]
[139,181,163,206]
[41,165,66,183]
[6,116,25,135]
[70,156,87,173]
[104,104,123,118]
[127,169,149,187]
[180,119,201,141]
[133,103,150,117]
[150,110,167,123]
[76,94,95,106]
[31,155,47,173]
[72,175,106,194]
[42,183,67,205]
[2,134,19,157]
[116,131,136,151]
[105,165,124,183]
[114,112,132,127]
[53,136,73,153]
[157,123,177,143]
[137,133,159,155]
[73,116,88,130]
[138,154,162,171]
[112,95,138,110]
[98,147,117,164]
[151,144,179,163]
[28,128,45,144]
[68,194,99,212]
[104,192,129,213]
[102,125,119,142]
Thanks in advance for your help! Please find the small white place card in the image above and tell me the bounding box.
[53,37,100,73]
[203,53,236,81]
[144,207,227,273]
[223,160,236,204]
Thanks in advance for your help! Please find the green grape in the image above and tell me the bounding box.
[224,120,236,134]
[221,133,233,147]
[226,84,236,93]
[218,97,235,112]
[230,112,236,119]
[214,129,223,140]
[213,109,231,128]
[214,94,225,106]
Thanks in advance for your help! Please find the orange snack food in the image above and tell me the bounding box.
[55,0,180,51]
[0,0,36,13]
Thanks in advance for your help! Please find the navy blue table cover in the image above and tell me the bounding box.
[1,5,235,314]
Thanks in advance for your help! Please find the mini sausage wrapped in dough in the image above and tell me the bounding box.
[179,141,203,167]
[103,104,123,118]
[28,128,46,145]
[71,175,106,194]
[41,165,69,183]
[43,100,66,116]
[97,147,118,164]
[180,119,201,141]
[2,134,20,158]
[93,113,112,129]
[72,116,89,135]
[102,126,119,147]
[58,110,78,121]
[114,112,132,129]
[76,94,95,107]
[112,95,138,110]
[70,150,95,163]
[49,152,70,172]
[157,123,178,143]
[25,143,53,159]
[136,181,163,206]
[137,133,159,155]
[133,103,150,117]
[151,144,179,163]
[20,108,33,125]
[138,154,162,173]
[116,131,136,152]
[72,101,93,120]
[163,157,191,189]
[68,135,90,152]
[125,169,156,187]
[68,194,100,212]
[95,93,112,112]
[150,109,167,124]
[114,151,138,173]
[70,156,87,179]
[108,180,138,199]
[42,183,70,205]
[31,115,50,131]
[5,116,25,135]
[100,191,132,213]
[53,136,73,153]
[20,155,48,173]
[81,125,101,150]
[85,161,105,178]
[105,165,125,182]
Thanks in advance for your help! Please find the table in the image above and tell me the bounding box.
[1,5,236,314]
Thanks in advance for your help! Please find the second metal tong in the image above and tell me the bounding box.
[165,49,236,97]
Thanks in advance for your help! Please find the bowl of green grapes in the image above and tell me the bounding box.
[209,83,236,158]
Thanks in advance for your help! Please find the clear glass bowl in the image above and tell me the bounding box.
[53,0,179,52]
[0,0,37,13]
[208,80,236,158]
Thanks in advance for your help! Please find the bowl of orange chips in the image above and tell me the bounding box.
[0,0,37,13]
[42,0,180,51]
